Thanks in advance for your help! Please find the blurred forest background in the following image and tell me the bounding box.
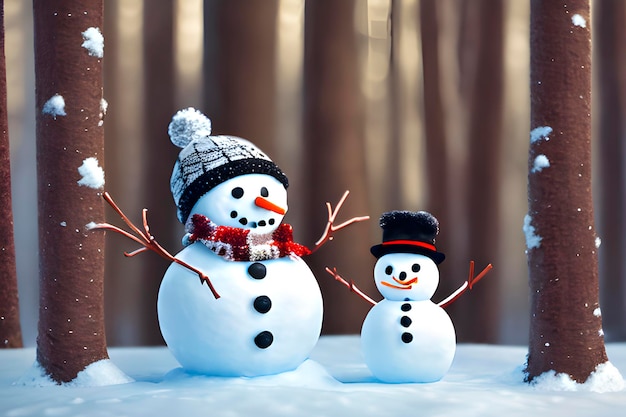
[5,0,626,347]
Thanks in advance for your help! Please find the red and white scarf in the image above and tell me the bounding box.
[183,214,311,261]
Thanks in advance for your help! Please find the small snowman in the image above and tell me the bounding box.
[327,210,491,383]
[146,108,367,377]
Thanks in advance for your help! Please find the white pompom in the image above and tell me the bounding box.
[168,107,212,148]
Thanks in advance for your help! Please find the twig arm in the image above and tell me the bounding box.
[311,190,369,252]
[437,262,492,308]
[325,267,377,306]
[90,192,220,299]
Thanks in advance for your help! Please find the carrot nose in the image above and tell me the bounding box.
[255,196,287,215]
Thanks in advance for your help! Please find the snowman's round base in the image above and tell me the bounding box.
[158,243,323,377]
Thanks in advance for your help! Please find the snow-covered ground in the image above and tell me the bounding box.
[1,336,625,417]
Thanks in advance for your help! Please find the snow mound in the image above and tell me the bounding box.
[69,359,134,387]
[164,359,340,390]
[16,359,133,387]
[531,361,624,393]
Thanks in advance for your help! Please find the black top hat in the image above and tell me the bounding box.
[370,211,446,264]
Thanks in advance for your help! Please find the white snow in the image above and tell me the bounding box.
[596,236,602,248]
[523,214,542,249]
[42,94,66,119]
[77,157,105,189]
[594,308,602,317]
[98,98,108,127]
[16,359,132,388]
[69,359,134,387]
[81,27,104,58]
[100,98,108,114]
[531,362,624,393]
[85,221,98,230]
[2,337,626,417]
[572,14,587,28]
[168,107,212,148]
[532,154,550,173]
[530,126,553,144]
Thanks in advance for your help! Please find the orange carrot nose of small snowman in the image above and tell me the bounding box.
[255,196,287,215]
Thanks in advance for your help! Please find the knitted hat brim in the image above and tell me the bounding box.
[177,158,289,223]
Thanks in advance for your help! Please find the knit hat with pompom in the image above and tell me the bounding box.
[169,108,289,223]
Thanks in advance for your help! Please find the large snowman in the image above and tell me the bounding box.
[157,108,355,377]
[327,210,491,383]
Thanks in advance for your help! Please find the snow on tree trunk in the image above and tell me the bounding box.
[0,0,23,349]
[34,1,108,383]
[525,0,608,383]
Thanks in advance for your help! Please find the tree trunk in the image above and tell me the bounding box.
[0,0,23,349]
[419,0,457,314]
[203,0,278,155]
[595,0,626,342]
[302,0,374,334]
[141,0,176,346]
[34,0,108,383]
[526,0,608,383]
[458,0,504,343]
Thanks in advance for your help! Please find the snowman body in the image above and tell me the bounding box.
[158,243,322,376]
[158,170,323,376]
[361,299,455,383]
[361,252,456,383]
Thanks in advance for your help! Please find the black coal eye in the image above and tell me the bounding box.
[399,271,407,281]
[231,187,244,199]
[412,263,421,273]
[385,265,393,275]
[260,187,269,197]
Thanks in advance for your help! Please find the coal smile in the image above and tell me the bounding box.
[231,211,277,228]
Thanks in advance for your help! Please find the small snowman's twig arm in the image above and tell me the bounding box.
[311,191,369,253]
[325,267,377,306]
[437,261,492,308]
[90,192,220,299]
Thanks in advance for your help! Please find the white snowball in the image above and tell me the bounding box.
[168,107,212,148]
[81,27,104,58]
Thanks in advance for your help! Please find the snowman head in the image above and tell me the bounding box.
[370,210,446,301]
[373,253,439,301]
[168,108,289,225]
[189,173,287,232]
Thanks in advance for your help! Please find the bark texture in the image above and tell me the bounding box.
[526,0,608,383]
[302,0,374,334]
[141,0,176,345]
[460,0,503,343]
[34,1,108,383]
[0,0,23,349]
[203,0,278,154]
